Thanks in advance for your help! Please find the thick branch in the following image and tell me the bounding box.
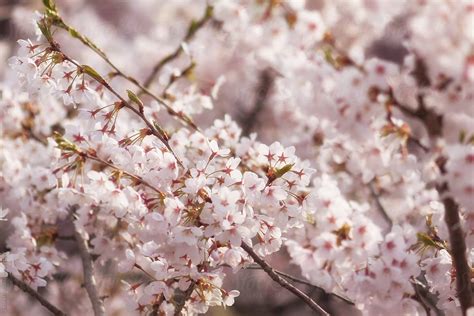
[411,277,443,316]
[443,197,473,314]
[74,229,105,316]
[435,158,473,314]
[173,281,196,316]
[7,273,67,316]
[241,69,275,136]
[241,242,329,316]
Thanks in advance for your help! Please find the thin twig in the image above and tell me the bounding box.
[74,229,105,316]
[410,277,443,316]
[368,181,393,228]
[7,273,67,316]
[79,151,165,198]
[161,61,196,98]
[142,5,213,90]
[246,264,354,305]
[389,91,443,139]
[241,242,329,315]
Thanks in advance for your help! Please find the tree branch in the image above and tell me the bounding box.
[410,277,443,316]
[74,229,105,316]
[240,69,275,136]
[142,5,213,90]
[241,242,329,316]
[44,3,200,131]
[434,156,473,315]
[442,197,473,314]
[173,281,196,316]
[46,46,184,167]
[7,273,67,316]
[246,264,354,305]
[368,181,393,229]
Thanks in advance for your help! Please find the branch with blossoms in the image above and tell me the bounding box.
[74,228,105,316]
[436,159,473,314]
[244,264,354,305]
[386,59,473,313]
[141,4,214,90]
[34,28,184,167]
[241,242,329,315]
[7,273,66,316]
[9,6,330,313]
[2,0,474,315]
[41,0,205,131]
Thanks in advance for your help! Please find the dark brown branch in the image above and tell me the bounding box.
[173,281,196,316]
[410,277,443,316]
[435,157,472,315]
[241,242,329,316]
[389,90,443,139]
[442,197,473,314]
[7,273,67,316]
[74,229,105,316]
[241,69,275,136]
[388,59,472,313]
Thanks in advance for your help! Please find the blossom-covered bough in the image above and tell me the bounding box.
[0,0,472,315]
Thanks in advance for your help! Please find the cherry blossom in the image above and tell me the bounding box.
[0,0,473,315]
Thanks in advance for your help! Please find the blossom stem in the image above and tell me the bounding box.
[7,273,67,316]
[368,181,393,229]
[241,242,329,315]
[74,229,106,316]
[161,61,195,98]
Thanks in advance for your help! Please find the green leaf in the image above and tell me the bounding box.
[459,129,466,143]
[53,132,78,153]
[68,27,81,39]
[416,232,445,251]
[80,65,106,84]
[37,19,53,42]
[127,89,144,112]
[468,134,474,145]
[275,163,294,178]
[153,121,170,141]
[43,0,57,11]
